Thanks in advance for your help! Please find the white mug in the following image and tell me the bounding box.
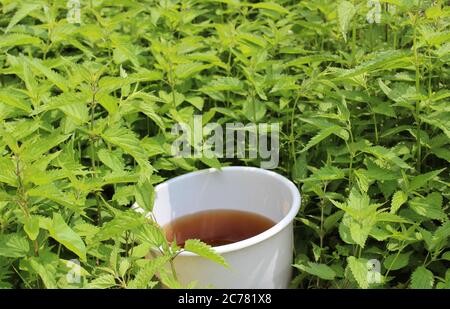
[134,166,301,288]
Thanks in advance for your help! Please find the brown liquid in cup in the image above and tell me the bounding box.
[163,209,276,247]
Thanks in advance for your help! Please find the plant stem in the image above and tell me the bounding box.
[14,156,39,257]
[169,258,178,281]
[89,81,102,226]
[412,14,422,173]
[351,0,357,65]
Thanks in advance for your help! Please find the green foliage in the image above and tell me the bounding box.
[0,0,448,289]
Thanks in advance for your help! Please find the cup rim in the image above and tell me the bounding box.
[134,166,301,256]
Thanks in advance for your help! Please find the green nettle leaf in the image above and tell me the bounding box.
[199,157,222,169]
[347,256,368,289]
[97,148,125,172]
[44,93,89,125]
[136,102,166,129]
[242,99,266,122]
[24,216,40,241]
[6,3,40,32]
[383,252,412,271]
[183,239,228,268]
[200,77,244,93]
[118,258,131,278]
[0,90,32,112]
[87,274,117,289]
[0,34,41,48]
[27,184,82,212]
[409,192,446,220]
[21,132,71,162]
[334,188,379,248]
[174,62,211,79]
[391,191,408,214]
[24,57,69,92]
[0,233,30,258]
[408,169,445,192]
[95,212,145,242]
[301,126,347,153]
[0,157,17,186]
[349,217,375,248]
[441,252,450,261]
[312,166,345,181]
[48,213,87,261]
[434,221,450,242]
[294,262,336,280]
[431,221,450,251]
[128,256,170,289]
[28,257,57,289]
[135,178,154,212]
[411,266,434,289]
[101,126,151,171]
[252,2,289,14]
[338,215,356,245]
[337,1,356,42]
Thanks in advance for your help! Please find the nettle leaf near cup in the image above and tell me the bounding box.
[133,167,300,288]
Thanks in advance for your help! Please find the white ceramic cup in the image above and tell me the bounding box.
[134,166,301,288]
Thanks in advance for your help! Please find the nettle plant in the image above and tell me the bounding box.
[0,0,449,289]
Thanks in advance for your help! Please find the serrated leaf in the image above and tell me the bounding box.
[0,233,29,258]
[301,126,346,153]
[411,266,434,289]
[199,157,221,169]
[118,258,131,278]
[183,239,228,268]
[433,221,450,244]
[294,262,336,280]
[337,1,356,42]
[24,216,40,241]
[347,256,368,289]
[313,166,345,181]
[44,93,89,125]
[128,256,170,289]
[27,184,82,211]
[201,77,244,93]
[48,213,86,261]
[21,132,70,162]
[174,63,211,79]
[28,258,57,289]
[338,51,412,80]
[383,252,411,271]
[95,212,146,242]
[87,274,117,289]
[0,90,32,112]
[135,178,154,212]
[97,149,124,172]
[0,34,41,48]
[376,212,411,224]
[0,157,17,186]
[6,3,40,32]
[252,2,289,14]
[409,192,446,220]
[136,101,166,129]
[441,252,450,261]
[391,191,408,214]
[408,169,445,192]
[101,125,151,171]
[24,57,69,92]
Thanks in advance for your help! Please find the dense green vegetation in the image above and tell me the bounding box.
[0,0,449,288]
